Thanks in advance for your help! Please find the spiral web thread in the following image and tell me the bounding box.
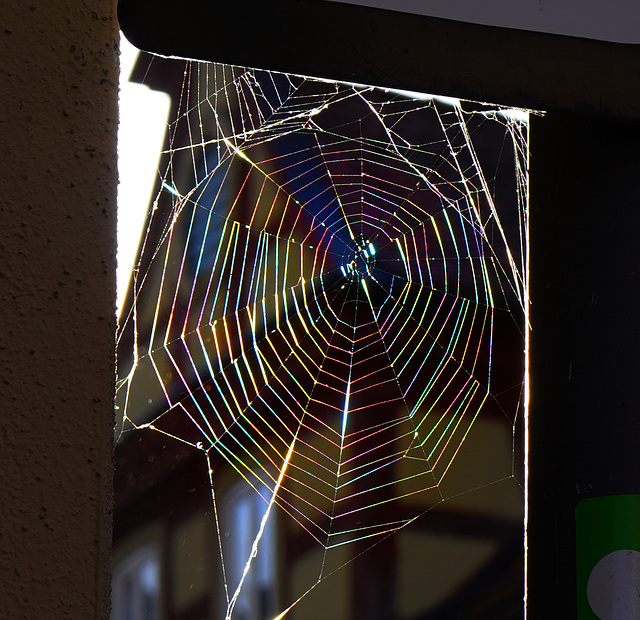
[116,60,529,618]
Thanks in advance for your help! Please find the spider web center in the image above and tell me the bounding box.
[341,240,377,281]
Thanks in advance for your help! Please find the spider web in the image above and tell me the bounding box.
[116,59,528,619]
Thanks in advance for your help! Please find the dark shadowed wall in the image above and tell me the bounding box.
[0,1,117,617]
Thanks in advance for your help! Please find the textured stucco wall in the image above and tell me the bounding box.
[0,1,117,618]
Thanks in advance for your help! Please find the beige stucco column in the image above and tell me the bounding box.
[0,1,117,617]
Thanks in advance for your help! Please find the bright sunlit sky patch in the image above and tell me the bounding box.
[117,35,170,316]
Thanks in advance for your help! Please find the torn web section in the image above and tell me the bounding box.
[114,57,529,620]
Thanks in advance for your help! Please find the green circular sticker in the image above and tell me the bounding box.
[576,495,640,619]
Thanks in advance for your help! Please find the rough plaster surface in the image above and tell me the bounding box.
[0,1,117,617]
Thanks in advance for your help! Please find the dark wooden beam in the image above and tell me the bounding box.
[119,0,640,120]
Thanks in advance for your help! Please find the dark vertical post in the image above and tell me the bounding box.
[0,2,117,618]
[528,111,640,617]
